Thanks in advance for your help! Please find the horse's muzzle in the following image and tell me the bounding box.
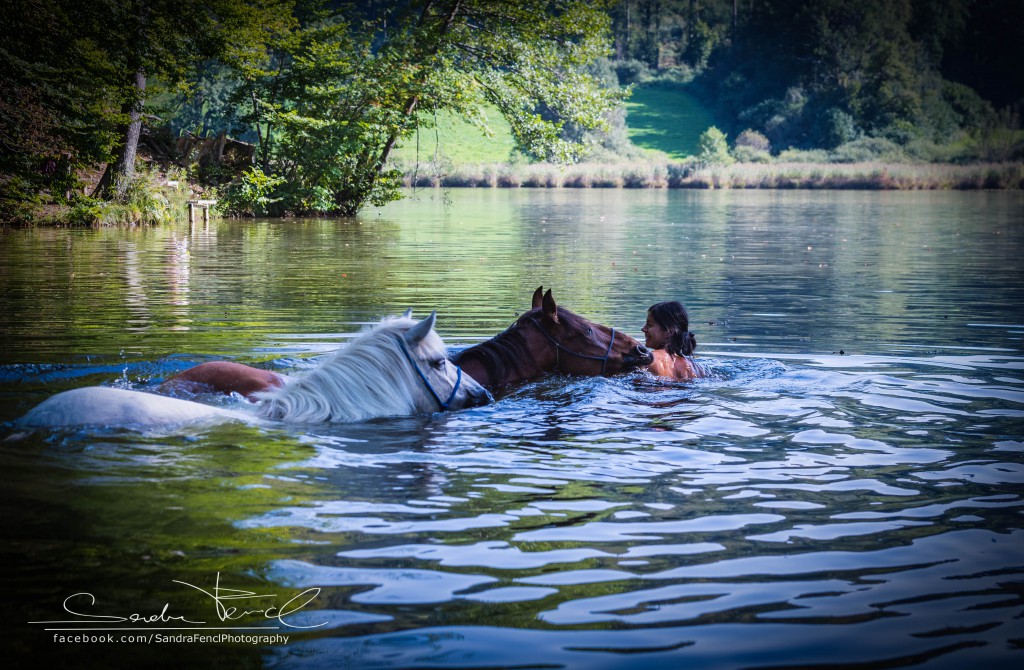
[467,386,494,407]
[625,345,654,367]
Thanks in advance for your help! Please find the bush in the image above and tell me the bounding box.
[666,161,695,187]
[614,59,651,86]
[122,171,174,223]
[830,137,905,163]
[65,198,104,225]
[903,138,962,163]
[776,148,830,163]
[697,127,734,167]
[220,167,285,217]
[646,64,696,85]
[879,119,920,145]
[820,108,860,147]
[942,81,997,131]
[735,129,771,153]
[0,175,41,225]
[733,146,772,163]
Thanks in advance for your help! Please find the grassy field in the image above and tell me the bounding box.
[387,87,1021,191]
[624,84,715,159]
[391,83,718,167]
[392,108,516,166]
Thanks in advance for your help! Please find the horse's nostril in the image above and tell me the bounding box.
[629,345,654,366]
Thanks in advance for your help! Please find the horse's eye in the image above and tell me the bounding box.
[586,327,594,337]
[432,358,446,370]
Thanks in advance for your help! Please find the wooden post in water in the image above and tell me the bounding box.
[187,200,218,226]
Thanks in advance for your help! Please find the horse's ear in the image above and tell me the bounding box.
[541,289,559,323]
[532,286,544,310]
[404,310,436,346]
[402,308,413,319]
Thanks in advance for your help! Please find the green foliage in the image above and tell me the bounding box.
[65,198,105,226]
[661,0,1021,154]
[0,176,44,225]
[614,59,652,86]
[218,0,624,215]
[732,128,776,163]
[0,0,283,211]
[4,0,623,218]
[220,167,285,217]
[610,0,732,73]
[697,127,734,167]
[941,82,998,132]
[819,108,861,148]
[4,0,1020,224]
[59,165,186,226]
[971,109,1024,162]
[553,57,639,160]
[168,61,257,142]
[829,137,905,163]
[0,0,121,199]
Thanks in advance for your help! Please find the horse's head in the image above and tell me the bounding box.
[515,287,653,376]
[398,311,493,412]
[256,311,491,423]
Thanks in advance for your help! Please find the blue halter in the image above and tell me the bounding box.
[396,336,463,411]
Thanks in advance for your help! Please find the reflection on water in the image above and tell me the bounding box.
[1,191,1022,668]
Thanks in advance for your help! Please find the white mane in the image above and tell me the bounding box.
[255,316,443,423]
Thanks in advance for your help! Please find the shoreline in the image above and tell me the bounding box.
[7,160,1023,227]
[402,160,1024,191]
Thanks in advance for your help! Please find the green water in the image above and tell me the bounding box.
[2,189,1022,669]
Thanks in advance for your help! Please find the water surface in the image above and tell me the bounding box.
[2,190,1022,669]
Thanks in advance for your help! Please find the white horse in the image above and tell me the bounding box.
[15,312,491,429]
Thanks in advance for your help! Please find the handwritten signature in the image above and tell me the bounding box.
[41,573,326,629]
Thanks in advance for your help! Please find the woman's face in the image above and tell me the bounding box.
[642,313,668,349]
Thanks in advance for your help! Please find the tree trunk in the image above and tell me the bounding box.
[94,67,146,201]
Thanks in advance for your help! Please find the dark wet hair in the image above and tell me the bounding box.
[648,301,697,357]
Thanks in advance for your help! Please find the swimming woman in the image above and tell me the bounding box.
[641,301,703,381]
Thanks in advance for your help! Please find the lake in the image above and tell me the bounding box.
[2,189,1023,669]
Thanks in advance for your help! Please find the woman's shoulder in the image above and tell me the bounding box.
[648,350,675,377]
[672,355,701,381]
[648,350,700,381]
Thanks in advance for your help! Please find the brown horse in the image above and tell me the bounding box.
[160,360,289,400]
[453,287,653,388]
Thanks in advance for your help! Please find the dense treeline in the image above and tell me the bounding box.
[0,0,281,219]
[0,0,1021,224]
[1,0,620,221]
[609,0,1022,153]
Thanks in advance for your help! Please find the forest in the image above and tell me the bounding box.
[1,0,1021,223]
[609,0,1021,151]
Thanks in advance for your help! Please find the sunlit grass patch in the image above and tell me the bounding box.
[624,84,715,159]
[393,108,517,167]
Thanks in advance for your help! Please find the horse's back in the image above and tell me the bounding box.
[17,386,244,428]
[161,361,289,400]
